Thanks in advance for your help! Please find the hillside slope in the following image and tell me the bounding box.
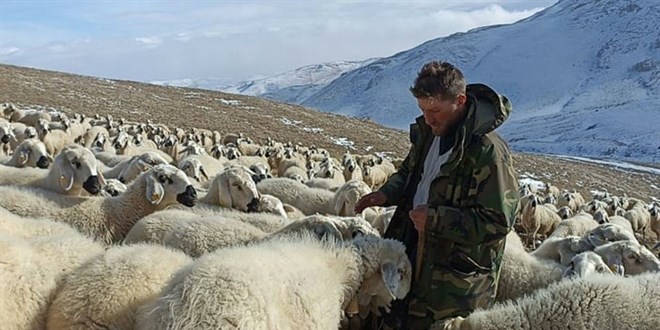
[1,64,657,205]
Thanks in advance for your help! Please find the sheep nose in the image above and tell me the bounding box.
[83,176,102,195]
[247,197,260,213]
[177,185,197,207]
[1,135,9,144]
[106,189,119,196]
[36,156,50,169]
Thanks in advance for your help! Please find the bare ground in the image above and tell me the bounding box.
[2,64,658,246]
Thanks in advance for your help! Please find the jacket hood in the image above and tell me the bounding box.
[465,83,512,136]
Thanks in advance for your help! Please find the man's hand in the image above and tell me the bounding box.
[409,205,429,233]
[354,191,387,214]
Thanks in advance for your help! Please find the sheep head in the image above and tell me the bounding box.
[55,145,105,195]
[563,251,613,278]
[215,167,260,212]
[144,164,196,209]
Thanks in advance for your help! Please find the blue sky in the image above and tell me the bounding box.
[0,1,556,82]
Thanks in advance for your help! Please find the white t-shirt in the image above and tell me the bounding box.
[413,136,453,208]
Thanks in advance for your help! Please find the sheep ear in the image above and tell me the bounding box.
[381,262,402,300]
[98,171,107,187]
[603,254,625,276]
[313,222,342,241]
[146,174,165,205]
[200,167,210,181]
[334,198,346,216]
[137,159,153,171]
[59,161,75,191]
[18,150,30,166]
[216,174,233,208]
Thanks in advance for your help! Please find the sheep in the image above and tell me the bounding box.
[520,196,561,248]
[650,203,660,237]
[342,158,363,182]
[0,138,51,169]
[496,232,565,302]
[200,166,260,212]
[305,177,343,190]
[0,144,104,195]
[593,208,634,234]
[435,273,660,330]
[177,156,210,184]
[362,165,389,190]
[332,180,372,216]
[623,204,651,238]
[36,118,75,156]
[248,162,272,183]
[258,177,357,216]
[547,211,598,239]
[370,206,396,236]
[158,216,269,258]
[556,191,584,213]
[593,240,660,275]
[583,222,638,247]
[556,205,573,219]
[133,211,378,259]
[0,206,81,239]
[112,151,170,184]
[135,233,411,329]
[46,244,192,330]
[122,209,201,245]
[529,235,588,266]
[100,178,127,197]
[562,251,614,278]
[0,232,104,330]
[256,194,287,217]
[0,164,197,244]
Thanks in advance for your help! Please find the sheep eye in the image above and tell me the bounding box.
[596,266,604,272]
[352,229,364,239]
[73,161,81,169]
[158,175,167,183]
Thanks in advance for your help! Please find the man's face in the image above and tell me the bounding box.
[417,94,466,136]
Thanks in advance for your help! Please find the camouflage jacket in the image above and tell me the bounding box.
[380,83,519,282]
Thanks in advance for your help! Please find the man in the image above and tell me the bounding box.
[355,61,519,329]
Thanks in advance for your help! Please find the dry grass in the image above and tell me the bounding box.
[2,64,658,245]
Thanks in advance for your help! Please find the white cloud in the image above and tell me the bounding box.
[0,1,556,81]
[0,46,21,56]
[135,36,163,48]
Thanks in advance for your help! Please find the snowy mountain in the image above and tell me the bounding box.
[257,0,659,163]
[151,59,377,104]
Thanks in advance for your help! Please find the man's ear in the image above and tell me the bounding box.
[456,93,467,107]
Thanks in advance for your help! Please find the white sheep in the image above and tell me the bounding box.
[562,251,614,278]
[548,211,598,239]
[0,138,51,169]
[496,232,565,302]
[135,234,411,329]
[0,232,104,330]
[0,144,104,195]
[593,208,634,234]
[258,177,359,216]
[200,166,260,212]
[100,178,127,197]
[623,204,651,238]
[362,165,389,190]
[0,206,80,239]
[520,196,561,248]
[593,240,660,275]
[436,273,660,330]
[47,244,192,330]
[0,164,197,244]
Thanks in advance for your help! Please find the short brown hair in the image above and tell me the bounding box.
[410,61,466,100]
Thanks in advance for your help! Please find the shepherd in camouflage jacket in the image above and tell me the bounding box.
[355,61,519,329]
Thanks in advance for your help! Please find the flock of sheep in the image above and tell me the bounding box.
[0,102,658,330]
